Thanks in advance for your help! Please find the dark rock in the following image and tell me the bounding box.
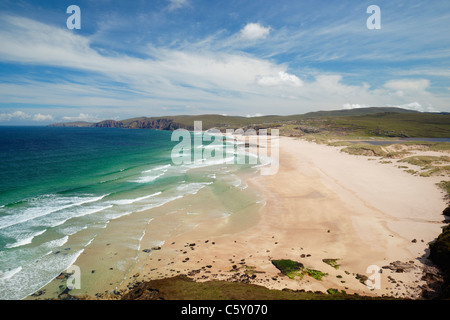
[356,274,368,284]
[421,265,445,299]
[122,284,161,300]
[429,224,450,271]
[31,290,46,297]
[382,261,415,273]
[443,206,450,217]
[56,272,70,279]
[428,223,450,299]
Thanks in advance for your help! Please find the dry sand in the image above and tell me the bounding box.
[113,136,448,299]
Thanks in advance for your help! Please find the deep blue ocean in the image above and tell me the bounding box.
[0,126,261,299]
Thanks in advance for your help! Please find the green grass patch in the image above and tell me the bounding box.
[399,156,450,167]
[244,266,264,275]
[322,259,340,269]
[271,259,303,279]
[384,151,411,159]
[271,259,328,281]
[114,275,390,300]
[340,144,387,157]
[327,288,347,295]
[292,111,450,139]
[304,268,328,280]
[399,156,450,177]
[419,166,450,177]
[437,181,450,196]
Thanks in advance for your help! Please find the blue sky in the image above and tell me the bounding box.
[0,0,449,124]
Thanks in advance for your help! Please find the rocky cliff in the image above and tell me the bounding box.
[49,117,184,131]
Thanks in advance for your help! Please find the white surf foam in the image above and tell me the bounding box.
[0,194,109,230]
[5,229,47,249]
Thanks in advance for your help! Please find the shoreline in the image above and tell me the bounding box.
[104,136,448,299]
[29,135,448,300]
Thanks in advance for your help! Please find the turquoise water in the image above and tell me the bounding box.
[0,127,262,299]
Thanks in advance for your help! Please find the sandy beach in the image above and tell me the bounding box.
[102,135,448,299]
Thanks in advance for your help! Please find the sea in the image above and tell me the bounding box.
[0,126,267,300]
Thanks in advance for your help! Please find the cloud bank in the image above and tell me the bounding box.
[0,110,53,122]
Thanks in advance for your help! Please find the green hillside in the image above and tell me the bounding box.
[48,107,450,138]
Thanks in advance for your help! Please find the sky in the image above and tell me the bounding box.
[0,0,449,125]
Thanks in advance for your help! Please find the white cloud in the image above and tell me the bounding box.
[32,113,54,121]
[0,110,30,121]
[399,102,423,112]
[62,113,101,122]
[240,23,271,41]
[384,79,430,92]
[0,110,54,122]
[167,0,189,11]
[389,102,439,113]
[256,71,303,87]
[342,103,370,110]
[246,113,264,118]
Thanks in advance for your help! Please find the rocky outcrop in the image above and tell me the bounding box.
[429,225,450,271]
[420,265,445,299]
[121,282,163,300]
[382,261,416,273]
[49,117,185,131]
[428,223,450,298]
[125,119,180,130]
[94,120,123,128]
[94,118,179,130]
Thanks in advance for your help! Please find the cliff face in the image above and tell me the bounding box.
[125,119,179,130]
[94,120,123,128]
[49,118,183,130]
